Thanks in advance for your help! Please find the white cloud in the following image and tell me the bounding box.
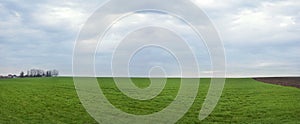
[199,0,300,44]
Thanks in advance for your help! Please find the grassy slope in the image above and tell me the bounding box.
[0,78,95,124]
[0,78,299,123]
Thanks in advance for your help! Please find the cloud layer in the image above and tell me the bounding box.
[0,0,299,77]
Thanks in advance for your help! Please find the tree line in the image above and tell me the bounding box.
[19,69,59,77]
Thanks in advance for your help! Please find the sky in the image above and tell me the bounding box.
[0,0,299,77]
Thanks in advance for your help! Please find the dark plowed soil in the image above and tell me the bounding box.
[254,77,300,89]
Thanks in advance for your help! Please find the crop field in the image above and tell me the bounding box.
[0,77,299,123]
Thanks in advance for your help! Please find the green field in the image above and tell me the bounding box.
[0,77,299,123]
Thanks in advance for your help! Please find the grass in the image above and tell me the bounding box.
[0,77,299,123]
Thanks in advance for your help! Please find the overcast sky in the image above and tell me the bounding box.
[0,0,299,77]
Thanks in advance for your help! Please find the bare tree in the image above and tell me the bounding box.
[46,70,52,77]
[25,69,59,77]
[20,71,24,78]
[26,71,29,77]
[52,70,59,77]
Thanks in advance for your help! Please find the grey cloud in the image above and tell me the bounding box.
[1,0,299,77]
[0,0,103,75]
